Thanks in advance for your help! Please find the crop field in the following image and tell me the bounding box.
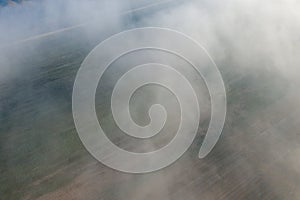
[0,1,300,200]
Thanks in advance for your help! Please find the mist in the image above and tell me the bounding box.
[0,0,300,199]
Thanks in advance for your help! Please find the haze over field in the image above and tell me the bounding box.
[1,0,300,79]
[0,0,300,199]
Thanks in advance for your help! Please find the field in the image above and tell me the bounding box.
[1,1,300,200]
